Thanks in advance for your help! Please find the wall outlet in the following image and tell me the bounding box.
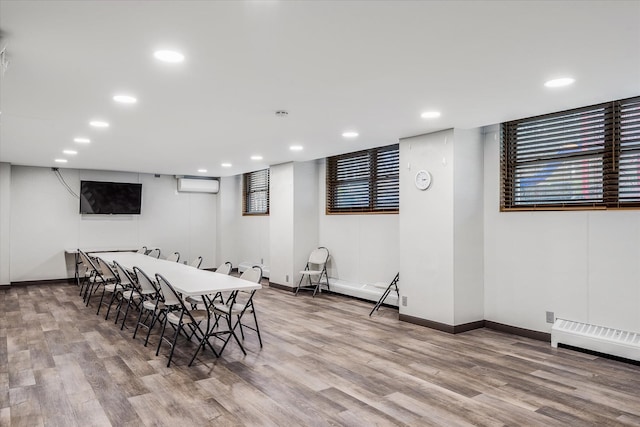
[546,311,555,323]
[286,274,289,283]
[402,296,407,307]
[260,258,263,264]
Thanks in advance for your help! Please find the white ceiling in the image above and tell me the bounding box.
[1,1,639,177]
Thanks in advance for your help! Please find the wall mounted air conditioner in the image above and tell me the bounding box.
[177,177,219,193]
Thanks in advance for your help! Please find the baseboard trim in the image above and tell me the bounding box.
[484,320,551,342]
[269,281,295,292]
[399,315,484,334]
[10,278,75,287]
[398,315,550,341]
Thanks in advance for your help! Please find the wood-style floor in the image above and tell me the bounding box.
[2,281,640,427]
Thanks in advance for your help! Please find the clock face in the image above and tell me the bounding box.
[415,170,431,190]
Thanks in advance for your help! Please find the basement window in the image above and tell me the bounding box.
[243,169,269,215]
[501,96,640,210]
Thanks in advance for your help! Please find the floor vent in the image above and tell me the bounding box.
[551,318,640,361]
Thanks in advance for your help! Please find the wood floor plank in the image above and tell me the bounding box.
[3,282,640,426]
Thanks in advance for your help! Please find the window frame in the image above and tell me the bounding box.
[501,96,640,211]
[242,168,270,216]
[326,143,400,215]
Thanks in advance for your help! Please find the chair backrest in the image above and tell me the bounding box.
[78,249,98,274]
[134,267,158,296]
[136,246,148,254]
[239,265,262,284]
[190,256,203,269]
[148,248,161,259]
[308,247,330,266]
[155,274,182,307]
[113,260,136,288]
[215,261,232,275]
[166,252,180,263]
[95,257,117,282]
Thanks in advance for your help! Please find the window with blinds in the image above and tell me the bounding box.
[243,169,269,215]
[326,144,399,214]
[501,96,640,210]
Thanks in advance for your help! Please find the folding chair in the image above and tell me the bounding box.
[112,261,143,330]
[208,265,263,359]
[147,248,161,259]
[166,252,180,263]
[190,256,203,269]
[84,254,116,309]
[93,258,125,319]
[155,274,215,367]
[295,247,330,297]
[369,272,400,316]
[132,267,163,347]
[186,261,231,308]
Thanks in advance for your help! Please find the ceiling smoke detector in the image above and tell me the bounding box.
[275,110,288,117]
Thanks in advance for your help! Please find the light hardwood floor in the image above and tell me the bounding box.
[2,281,640,426]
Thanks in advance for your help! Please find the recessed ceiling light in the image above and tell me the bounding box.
[289,145,303,151]
[74,137,91,144]
[89,120,109,128]
[54,159,68,163]
[197,169,207,173]
[251,155,263,161]
[63,150,77,155]
[113,94,138,104]
[421,111,441,119]
[154,50,185,63]
[221,163,232,168]
[342,131,359,138]
[544,77,575,88]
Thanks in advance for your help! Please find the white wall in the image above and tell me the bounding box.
[399,130,456,324]
[318,158,400,285]
[453,128,484,325]
[398,129,484,326]
[269,163,294,286]
[293,161,319,286]
[8,165,218,282]
[217,176,240,267]
[0,163,11,285]
[483,125,640,333]
[217,174,270,270]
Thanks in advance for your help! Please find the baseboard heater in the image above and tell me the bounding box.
[551,318,640,362]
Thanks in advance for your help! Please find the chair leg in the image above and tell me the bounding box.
[166,323,182,367]
[145,310,163,347]
[120,298,133,330]
[218,314,247,356]
[105,290,121,320]
[252,309,263,347]
[156,315,169,356]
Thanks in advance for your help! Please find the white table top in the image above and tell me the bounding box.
[96,252,261,296]
[65,247,142,255]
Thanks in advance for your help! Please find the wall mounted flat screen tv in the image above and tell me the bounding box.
[80,181,142,214]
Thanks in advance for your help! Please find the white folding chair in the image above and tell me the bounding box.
[166,252,180,263]
[132,267,163,347]
[155,274,213,367]
[147,248,161,259]
[295,247,330,297]
[190,256,203,269]
[210,265,263,356]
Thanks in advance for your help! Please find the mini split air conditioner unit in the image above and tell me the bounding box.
[177,177,219,193]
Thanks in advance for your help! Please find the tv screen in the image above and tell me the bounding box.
[80,181,142,214]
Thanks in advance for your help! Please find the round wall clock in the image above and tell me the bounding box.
[415,170,432,190]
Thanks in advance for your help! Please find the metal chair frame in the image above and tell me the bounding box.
[369,272,400,316]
